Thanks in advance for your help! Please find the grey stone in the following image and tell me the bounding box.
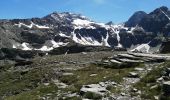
[128,72,139,78]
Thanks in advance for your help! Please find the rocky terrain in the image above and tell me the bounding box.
[0,6,170,100]
[1,51,170,100]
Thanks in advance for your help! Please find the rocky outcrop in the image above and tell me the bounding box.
[49,43,112,55]
[160,41,170,53]
[163,81,170,94]
[125,6,170,35]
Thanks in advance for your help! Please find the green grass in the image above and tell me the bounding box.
[134,61,170,99]
[59,63,143,94]
[0,64,13,72]
[0,63,56,99]
[0,56,145,99]
[5,83,58,100]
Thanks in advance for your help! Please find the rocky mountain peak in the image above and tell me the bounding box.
[125,11,147,27]
[106,21,114,26]
[152,6,169,14]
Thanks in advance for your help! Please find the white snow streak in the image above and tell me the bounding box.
[15,22,50,29]
[71,29,110,47]
[36,40,68,51]
[160,9,170,21]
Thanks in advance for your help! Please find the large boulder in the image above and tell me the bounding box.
[163,81,170,94]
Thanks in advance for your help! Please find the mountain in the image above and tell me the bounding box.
[0,6,169,54]
[125,11,147,27]
[125,6,170,34]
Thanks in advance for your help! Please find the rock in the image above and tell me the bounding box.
[150,85,158,90]
[160,41,170,54]
[110,59,122,64]
[15,60,33,66]
[90,74,97,77]
[120,92,126,96]
[128,72,139,78]
[81,52,87,55]
[52,80,68,88]
[111,81,117,85]
[132,88,138,92]
[62,73,74,76]
[154,96,159,100]
[165,68,170,76]
[157,77,164,83]
[135,68,144,71]
[80,84,108,95]
[103,60,109,63]
[162,81,170,94]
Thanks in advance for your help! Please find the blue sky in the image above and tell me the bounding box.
[0,0,170,23]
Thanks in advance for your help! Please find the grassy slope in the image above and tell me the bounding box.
[0,55,145,100]
[134,61,170,100]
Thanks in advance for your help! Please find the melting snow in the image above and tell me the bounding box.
[131,43,150,53]
[21,43,33,50]
[59,33,70,38]
[12,45,17,49]
[110,25,123,48]
[72,19,95,29]
[36,40,68,51]
[13,42,32,51]
[37,46,53,51]
[13,41,68,51]
[71,29,110,47]
[15,22,50,29]
[102,33,110,47]
[72,19,93,26]
[127,27,136,34]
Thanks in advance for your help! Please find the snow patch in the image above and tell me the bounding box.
[72,19,93,26]
[131,43,150,53]
[102,32,110,47]
[37,46,53,51]
[13,42,32,51]
[15,22,50,29]
[36,40,68,51]
[71,29,110,47]
[72,19,95,29]
[21,43,33,50]
[59,33,70,38]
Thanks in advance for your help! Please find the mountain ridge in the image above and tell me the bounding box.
[0,6,169,54]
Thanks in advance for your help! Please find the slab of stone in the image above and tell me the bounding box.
[128,72,139,78]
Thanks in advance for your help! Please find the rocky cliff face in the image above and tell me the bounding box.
[160,40,170,53]
[0,6,169,54]
[125,6,170,35]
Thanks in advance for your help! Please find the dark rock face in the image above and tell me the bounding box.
[139,6,170,34]
[126,6,170,35]
[160,41,170,53]
[125,11,147,27]
[49,43,112,55]
[163,81,170,95]
[0,48,45,61]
